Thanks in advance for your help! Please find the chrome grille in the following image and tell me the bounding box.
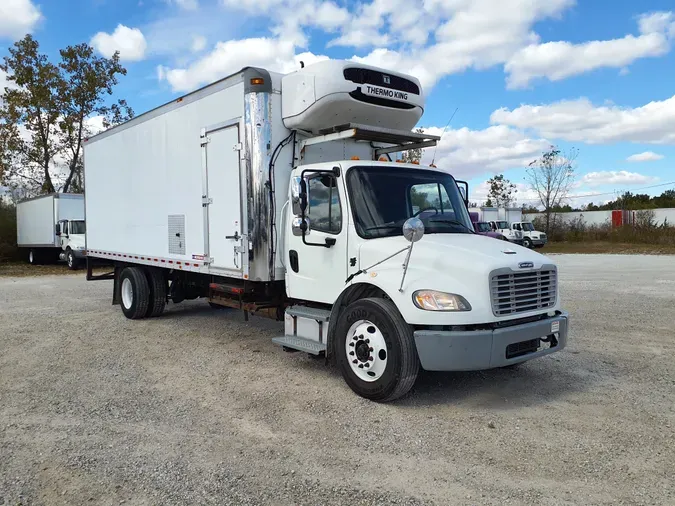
[490,269,557,316]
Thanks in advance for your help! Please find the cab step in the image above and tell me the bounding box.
[272,336,327,355]
[285,305,330,321]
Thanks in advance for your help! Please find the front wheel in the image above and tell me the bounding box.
[28,249,40,265]
[335,298,419,402]
[66,249,78,270]
[523,237,533,249]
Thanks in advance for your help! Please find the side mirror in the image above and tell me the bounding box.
[456,180,469,206]
[55,223,61,236]
[291,176,302,215]
[299,179,308,215]
[402,217,424,243]
[291,216,310,236]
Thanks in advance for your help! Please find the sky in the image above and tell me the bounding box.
[1,0,675,207]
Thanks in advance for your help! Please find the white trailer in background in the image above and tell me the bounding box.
[84,60,569,402]
[16,193,86,269]
[480,207,523,245]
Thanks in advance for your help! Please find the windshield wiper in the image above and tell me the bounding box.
[426,218,475,234]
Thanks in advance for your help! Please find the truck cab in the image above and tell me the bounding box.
[511,221,547,249]
[56,219,86,269]
[281,158,567,401]
[489,220,523,245]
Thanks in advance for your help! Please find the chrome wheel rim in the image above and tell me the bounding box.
[345,319,388,382]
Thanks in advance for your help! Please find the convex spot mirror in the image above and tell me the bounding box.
[402,217,424,243]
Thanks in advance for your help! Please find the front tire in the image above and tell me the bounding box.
[28,249,40,265]
[335,298,419,402]
[523,237,533,249]
[119,267,150,319]
[66,249,78,270]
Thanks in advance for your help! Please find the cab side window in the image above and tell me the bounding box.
[308,174,342,234]
[514,223,522,231]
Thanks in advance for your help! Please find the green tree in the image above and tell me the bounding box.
[0,35,132,196]
[486,174,517,207]
[58,43,133,193]
[526,146,577,234]
[0,35,63,194]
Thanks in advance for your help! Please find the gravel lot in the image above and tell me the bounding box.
[1,254,674,505]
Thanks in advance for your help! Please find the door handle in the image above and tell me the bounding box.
[226,231,240,240]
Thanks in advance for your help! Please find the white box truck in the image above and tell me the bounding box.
[16,193,87,269]
[83,60,569,402]
[481,207,523,245]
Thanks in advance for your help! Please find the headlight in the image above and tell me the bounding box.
[413,290,472,311]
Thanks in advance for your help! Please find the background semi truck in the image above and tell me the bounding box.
[16,193,86,269]
[84,60,569,402]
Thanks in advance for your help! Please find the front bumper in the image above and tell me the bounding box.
[413,311,568,371]
[532,238,547,246]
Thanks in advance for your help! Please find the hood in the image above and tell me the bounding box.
[66,233,86,250]
[359,233,546,272]
[356,233,558,324]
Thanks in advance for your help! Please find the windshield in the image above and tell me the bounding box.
[70,220,86,234]
[476,222,491,233]
[346,166,474,239]
[522,222,535,231]
[496,221,508,229]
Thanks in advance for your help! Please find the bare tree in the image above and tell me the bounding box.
[526,146,577,234]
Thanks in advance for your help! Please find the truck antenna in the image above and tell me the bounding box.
[430,107,458,166]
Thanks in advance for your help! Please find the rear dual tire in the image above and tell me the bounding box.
[335,298,419,402]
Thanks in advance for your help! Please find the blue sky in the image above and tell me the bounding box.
[2,0,675,207]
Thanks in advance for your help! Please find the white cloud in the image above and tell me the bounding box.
[491,95,675,145]
[340,0,576,89]
[0,0,42,39]
[191,35,207,53]
[153,3,675,94]
[416,124,550,179]
[504,12,675,88]
[91,24,148,62]
[626,151,664,162]
[157,37,329,92]
[169,0,199,9]
[581,171,659,187]
[638,11,675,35]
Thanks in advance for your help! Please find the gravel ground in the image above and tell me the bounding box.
[1,254,674,506]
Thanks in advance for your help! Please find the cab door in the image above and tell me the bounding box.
[58,220,69,250]
[284,167,348,303]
